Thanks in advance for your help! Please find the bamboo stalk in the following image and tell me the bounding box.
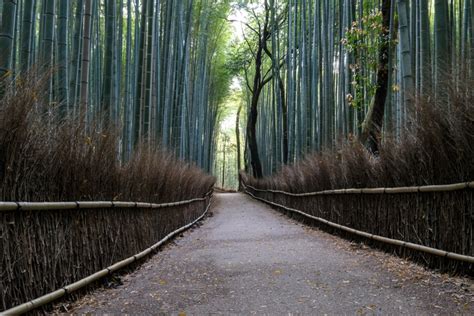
[0,190,213,213]
[384,187,419,194]
[76,202,113,209]
[244,189,474,264]
[1,197,213,315]
[244,181,473,197]
[109,202,136,208]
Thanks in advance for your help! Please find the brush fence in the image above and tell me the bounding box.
[243,181,474,273]
[0,192,212,312]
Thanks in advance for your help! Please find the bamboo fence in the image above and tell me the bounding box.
[243,181,474,273]
[0,191,213,314]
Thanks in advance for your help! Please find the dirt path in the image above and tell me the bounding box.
[70,193,473,315]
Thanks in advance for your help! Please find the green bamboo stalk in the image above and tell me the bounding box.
[102,0,116,126]
[57,0,69,117]
[70,0,84,111]
[435,0,449,101]
[133,0,147,147]
[419,0,431,95]
[19,0,34,72]
[79,0,92,117]
[0,0,18,90]
[397,0,414,119]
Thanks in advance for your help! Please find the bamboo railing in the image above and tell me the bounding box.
[243,181,474,270]
[245,181,474,196]
[1,191,213,314]
[0,192,212,212]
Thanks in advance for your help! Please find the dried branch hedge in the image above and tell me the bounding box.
[244,74,474,274]
[0,197,211,311]
[244,184,473,274]
[0,74,216,311]
[0,74,215,203]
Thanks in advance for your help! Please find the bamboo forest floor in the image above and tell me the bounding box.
[68,193,473,314]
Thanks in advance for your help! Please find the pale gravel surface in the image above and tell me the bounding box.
[69,193,473,315]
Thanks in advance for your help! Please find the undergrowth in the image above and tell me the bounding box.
[247,77,474,192]
[0,75,214,202]
[243,75,474,274]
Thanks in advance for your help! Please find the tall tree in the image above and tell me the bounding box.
[435,0,450,100]
[79,0,93,115]
[0,0,18,91]
[102,0,116,125]
[133,0,148,147]
[419,0,432,95]
[19,0,34,72]
[246,5,271,178]
[361,0,393,154]
[57,0,69,116]
[238,0,286,178]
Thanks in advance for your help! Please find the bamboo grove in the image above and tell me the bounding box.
[234,0,473,178]
[1,0,472,180]
[0,0,232,172]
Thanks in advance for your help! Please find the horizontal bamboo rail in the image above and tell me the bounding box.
[243,186,474,265]
[245,181,474,196]
[1,196,213,315]
[0,190,213,212]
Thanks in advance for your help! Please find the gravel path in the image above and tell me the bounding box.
[70,193,473,315]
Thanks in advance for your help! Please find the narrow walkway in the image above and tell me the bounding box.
[71,193,473,314]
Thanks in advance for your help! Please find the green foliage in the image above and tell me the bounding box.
[3,0,235,172]
[342,9,392,109]
[226,40,252,77]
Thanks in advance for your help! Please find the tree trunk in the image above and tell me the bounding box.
[70,0,83,111]
[0,0,17,178]
[361,0,392,154]
[419,0,431,95]
[0,0,18,94]
[19,0,34,73]
[435,0,449,101]
[236,103,242,170]
[133,0,148,147]
[79,0,92,116]
[398,0,414,113]
[102,0,116,126]
[41,0,55,65]
[247,38,265,178]
[41,0,55,105]
[57,0,69,117]
[236,103,243,190]
[143,0,155,142]
[279,76,288,164]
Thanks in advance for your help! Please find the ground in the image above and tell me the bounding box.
[67,193,473,314]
